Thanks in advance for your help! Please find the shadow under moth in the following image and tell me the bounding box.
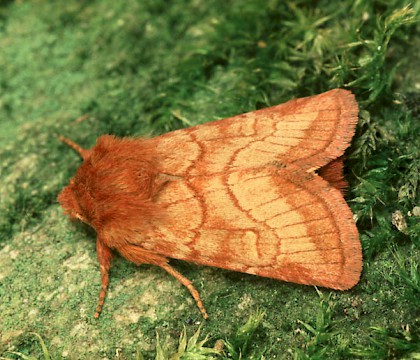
[58,88,362,319]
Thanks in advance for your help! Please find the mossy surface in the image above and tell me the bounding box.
[0,1,419,359]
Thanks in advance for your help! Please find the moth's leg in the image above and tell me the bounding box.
[118,244,209,319]
[95,238,113,318]
[160,263,209,320]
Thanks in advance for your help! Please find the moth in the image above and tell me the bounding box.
[58,89,362,319]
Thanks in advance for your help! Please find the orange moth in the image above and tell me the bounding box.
[58,89,362,319]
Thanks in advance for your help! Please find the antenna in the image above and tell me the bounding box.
[59,136,90,160]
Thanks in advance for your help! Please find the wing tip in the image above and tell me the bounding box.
[292,88,359,171]
[333,243,363,290]
[327,88,359,156]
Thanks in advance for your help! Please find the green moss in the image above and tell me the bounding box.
[0,0,419,358]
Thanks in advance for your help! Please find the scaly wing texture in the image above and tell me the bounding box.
[138,164,362,290]
[150,89,358,175]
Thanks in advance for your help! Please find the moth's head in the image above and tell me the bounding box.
[58,160,102,229]
[58,180,87,223]
[57,136,95,226]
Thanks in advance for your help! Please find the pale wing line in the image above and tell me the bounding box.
[290,261,342,265]
[262,197,321,221]
[281,215,331,229]
[254,262,342,271]
[198,227,260,231]
[266,141,322,151]
[301,129,337,132]
[194,135,254,142]
[254,148,286,154]
[270,134,332,141]
[267,230,339,240]
[270,135,315,140]
[288,108,340,114]
[270,119,337,123]
[241,172,279,182]
[281,246,342,254]
[255,260,342,268]
[254,188,305,208]
[269,108,342,116]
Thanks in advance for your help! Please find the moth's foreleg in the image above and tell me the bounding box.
[118,243,209,319]
[95,238,113,318]
[160,263,209,319]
